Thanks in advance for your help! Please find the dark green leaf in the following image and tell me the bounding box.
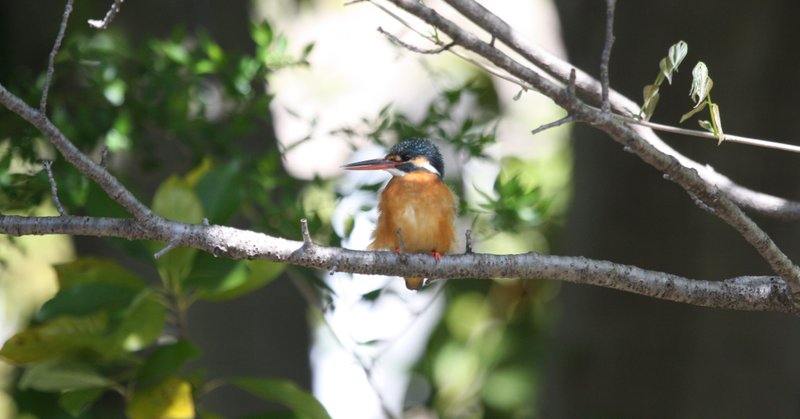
[60,387,106,417]
[232,377,332,419]
[36,283,141,322]
[0,312,109,364]
[19,361,113,392]
[137,340,202,384]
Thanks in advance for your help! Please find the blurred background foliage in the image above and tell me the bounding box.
[0,1,572,417]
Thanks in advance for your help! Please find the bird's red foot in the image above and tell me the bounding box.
[395,247,401,254]
[432,250,442,263]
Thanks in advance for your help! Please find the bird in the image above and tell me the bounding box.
[342,138,456,290]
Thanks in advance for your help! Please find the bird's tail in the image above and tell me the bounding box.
[403,277,424,290]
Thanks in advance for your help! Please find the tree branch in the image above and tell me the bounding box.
[600,0,616,113]
[0,214,794,314]
[384,0,800,293]
[40,0,74,113]
[438,0,800,221]
[0,82,161,226]
[88,0,125,29]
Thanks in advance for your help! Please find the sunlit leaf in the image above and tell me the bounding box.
[151,177,203,286]
[251,20,273,47]
[710,103,725,144]
[126,376,195,419]
[666,41,688,80]
[111,289,167,352]
[232,377,331,419]
[0,312,109,364]
[689,62,712,107]
[19,360,113,392]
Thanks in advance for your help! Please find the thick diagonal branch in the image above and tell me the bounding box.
[386,0,800,293]
[0,83,160,226]
[440,0,800,221]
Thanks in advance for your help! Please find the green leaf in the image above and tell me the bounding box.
[111,289,167,352]
[641,84,660,120]
[19,360,113,392]
[137,340,202,385]
[664,41,688,83]
[0,312,109,364]
[60,387,106,417]
[689,62,713,107]
[151,177,203,286]
[126,376,195,419]
[193,259,285,301]
[232,377,332,419]
[152,176,204,224]
[195,159,244,223]
[679,100,707,123]
[54,257,147,290]
[698,120,714,132]
[710,103,725,144]
[35,282,141,322]
[251,20,274,47]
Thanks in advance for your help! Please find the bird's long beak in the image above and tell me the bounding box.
[341,158,403,171]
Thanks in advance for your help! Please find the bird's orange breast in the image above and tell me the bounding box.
[370,171,456,254]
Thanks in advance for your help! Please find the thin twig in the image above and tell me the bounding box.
[600,0,616,113]
[464,229,473,254]
[385,0,800,294]
[378,27,455,54]
[531,115,573,136]
[301,218,313,246]
[625,117,800,154]
[88,0,125,29]
[1,82,159,223]
[154,243,177,259]
[43,160,67,216]
[99,146,110,167]
[361,0,537,91]
[40,0,74,114]
[568,68,577,98]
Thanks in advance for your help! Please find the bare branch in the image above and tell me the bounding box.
[88,0,125,29]
[100,146,110,167]
[531,115,573,136]
[43,160,67,216]
[385,0,800,293]
[0,214,794,314]
[301,218,313,246]
[0,82,160,226]
[627,117,800,154]
[378,26,455,54]
[154,243,178,259]
[600,0,616,112]
[441,0,800,221]
[40,0,74,114]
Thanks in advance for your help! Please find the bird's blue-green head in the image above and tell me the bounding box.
[342,138,445,178]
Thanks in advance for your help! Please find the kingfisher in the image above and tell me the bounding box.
[342,138,456,290]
